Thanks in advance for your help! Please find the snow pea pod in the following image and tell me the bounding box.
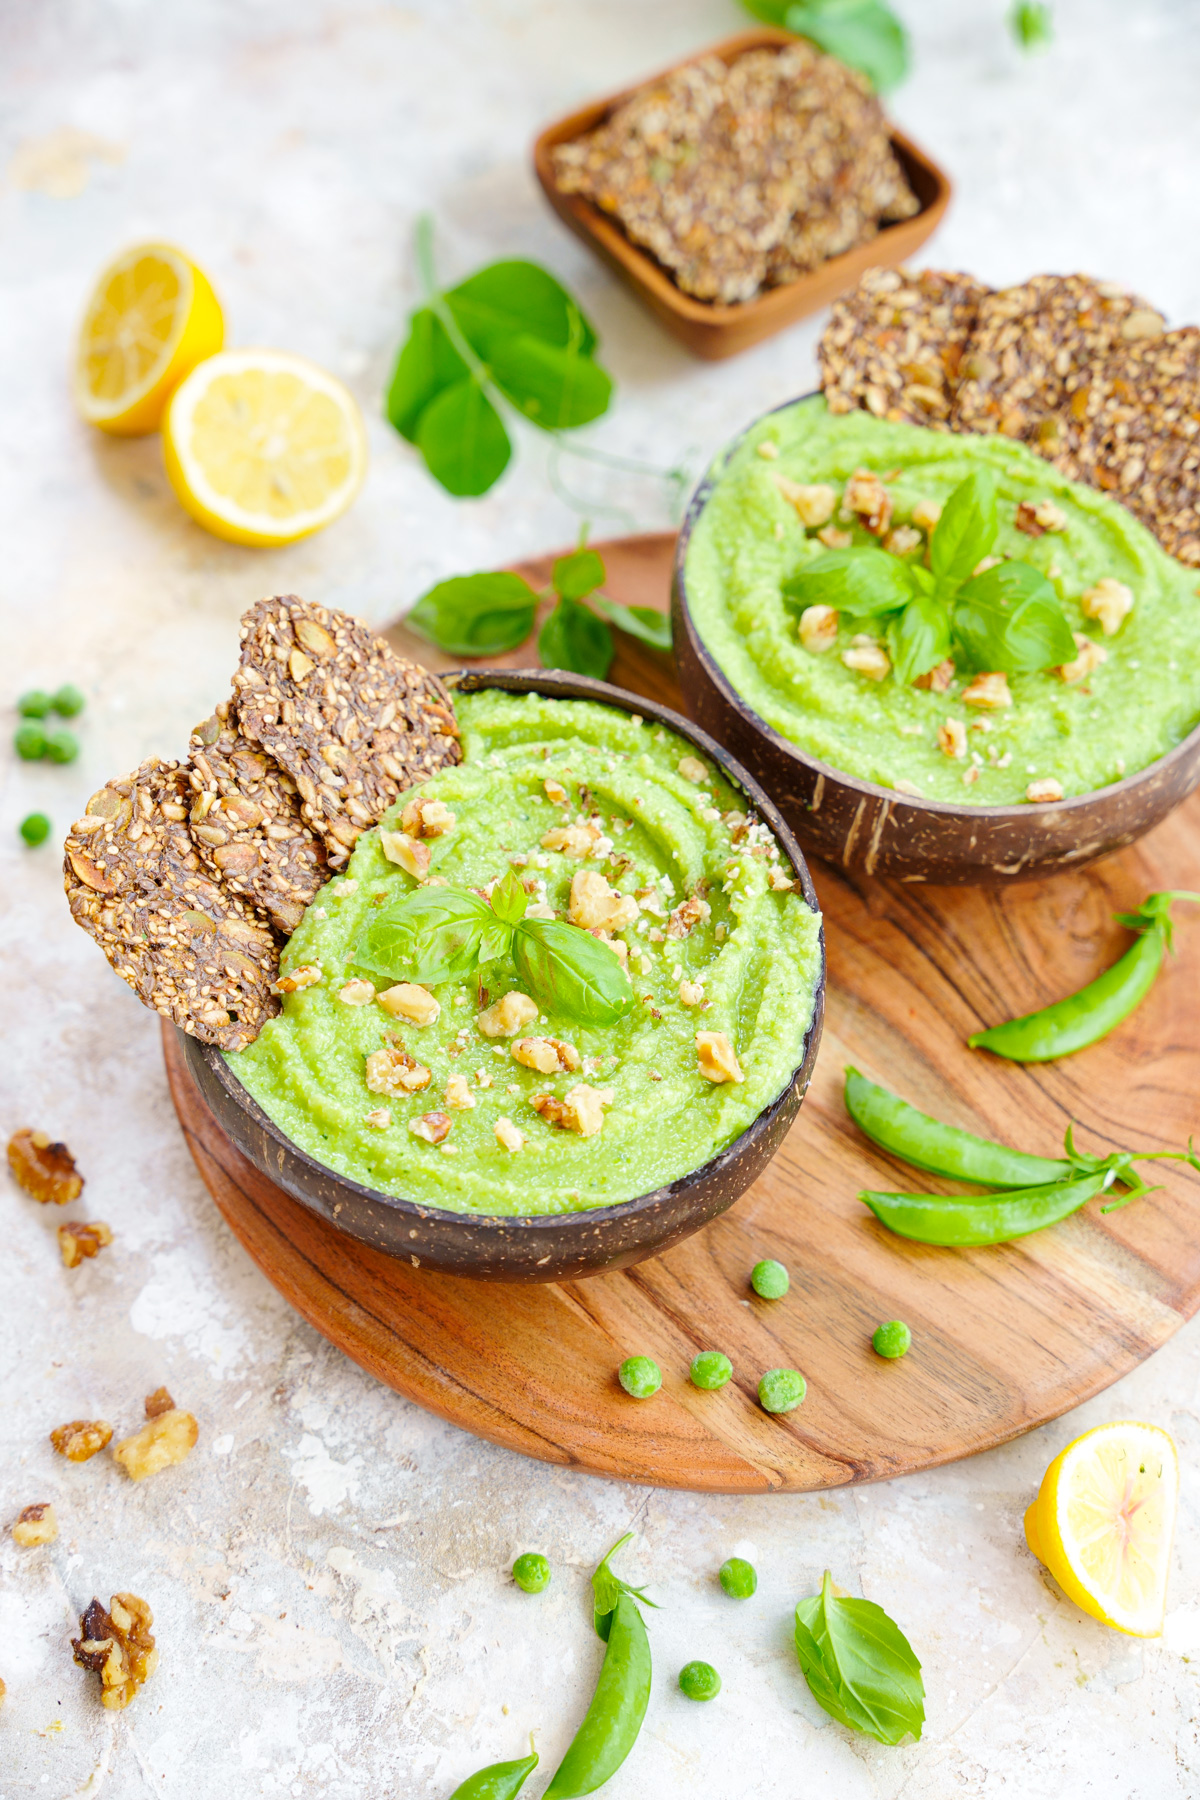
[860,1169,1113,1247]
[448,1748,537,1799]
[543,1592,651,1799]
[968,891,1200,1062]
[844,1067,1069,1188]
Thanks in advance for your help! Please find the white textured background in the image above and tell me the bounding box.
[3,2,1200,1794]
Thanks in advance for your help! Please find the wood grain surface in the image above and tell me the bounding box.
[165,533,1200,1492]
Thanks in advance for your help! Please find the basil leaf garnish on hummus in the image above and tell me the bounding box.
[354,887,493,986]
[490,868,529,925]
[783,547,913,617]
[929,468,997,587]
[887,584,953,686]
[954,560,1076,673]
[512,917,634,1027]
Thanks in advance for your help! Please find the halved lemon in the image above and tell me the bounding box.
[162,348,368,547]
[1025,1420,1177,1636]
[75,243,224,435]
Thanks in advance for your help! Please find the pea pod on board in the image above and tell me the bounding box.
[448,1747,538,1800]
[968,891,1200,1063]
[844,1067,1072,1189]
[860,1169,1114,1248]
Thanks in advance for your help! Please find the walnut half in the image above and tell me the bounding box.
[8,1129,84,1204]
[72,1593,158,1710]
[50,1419,113,1462]
[113,1398,198,1483]
[58,1221,114,1268]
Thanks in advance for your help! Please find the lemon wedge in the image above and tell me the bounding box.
[162,348,367,546]
[75,243,224,436]
[1025,1420,1177,1635]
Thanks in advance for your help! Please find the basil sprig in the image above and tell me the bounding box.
[740,0,909,91]
[794,1571,925,1746]
[782,470,1076,682]
[407,545,671,677]
[353,869,633,1027]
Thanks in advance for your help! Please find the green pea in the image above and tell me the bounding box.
[512,1552,550,1593]
[718,1556,756,1599]
[751,1258,789,1299]
[15,723,47,760]
[44,728,79,764]
[873,1320,911,1359]
[51,683,86,718]
[758,1368,806,1414]
[689,1350,732,1391]
[17,689,53,719]
[678,1660,721,1702]
[19,812,52,847]
[618,1356,661,1399]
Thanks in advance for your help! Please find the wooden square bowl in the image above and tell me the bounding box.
[532,26,952,361]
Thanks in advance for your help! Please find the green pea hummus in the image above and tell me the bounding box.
[683,397,1200,803]
[228,691,822,1215]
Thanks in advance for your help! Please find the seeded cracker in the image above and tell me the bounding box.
[949,274,1163,464]
[187,701,328,935]
[819,267,992,426]
[233,596,461,869]
[63,759,280,1051]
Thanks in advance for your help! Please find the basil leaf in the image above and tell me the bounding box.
[353,888,491,986]
[782,548,915,618]
[552,549,606,602]
[929,471,998,587]
[1010,1,1053,50]
[794,1572,924,1747]
[416,378,512,498]
[512,918,633,1026]
[445,261,598,360]
[538,598,614,679]
[782,0,910,91]
[384,308,470,444]
[887,587,953,686]
[954,560,1076,673]
[488,333,613,431]
[588,592,673,653]
[478,917,514,966]
[407,572,537,657]
[490,868,529,926]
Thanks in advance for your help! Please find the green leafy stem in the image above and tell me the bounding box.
[352,868,633,1028]
[782,469,1079,684]
[740,0,910,92]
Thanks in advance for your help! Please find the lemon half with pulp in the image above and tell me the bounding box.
[75,243,224,436]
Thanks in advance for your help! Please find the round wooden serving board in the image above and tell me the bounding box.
[166,533,1200,1493]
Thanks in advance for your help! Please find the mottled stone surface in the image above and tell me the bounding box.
[3,1,1200,1794]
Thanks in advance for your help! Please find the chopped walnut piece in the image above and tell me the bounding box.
[1080,577,1134,636]
[365,1043,431,1095]
[912,498,942,534]
[677,755,709,784]
[1026,778,1065,803]
[338,979,376,1006]
[844,468,893,536]
[50,1420,113,1462]
[58,1221,113,1268]
[679,980,705,1007]
[961,671,1012,709]
[884,524,923,557]
[775,478,836,527]
[938,718,968,760]
[757,440,779,460]
[409,1111,451,1145]
[276,963,322,994]
[541,823,600,856]
[72,1593,158,1710]
[667,895,712,939]
[477,991,539,1038]
[817,524,853,550]
[143,1387,175,1419]
[444,1074,475,1111]
[962,765,980,785]
[400,796,455,839]
[8,1129,84,1205]
[972,555,1003,576]
[12,1503,58,1547]
[1015,499,1068,536]
[530,1083,613,1138]
[364,1108,392,1129]
[379,830,431,880]
[913,658,955,692]
[696,1031,744,1084]
[512,1036,580,1075]
[113,1409,198,1482]
[494,1116,524,1153]
[799,604,839,654]
[568,869,639,933]
[378,983,440,1026]
[767,869,796,892]
[841,638,891,681]
[1057,632,1108,683]
[544,776,569,806]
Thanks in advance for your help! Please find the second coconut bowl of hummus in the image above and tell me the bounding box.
[672,395,1200,884]
[184,669,825,1282]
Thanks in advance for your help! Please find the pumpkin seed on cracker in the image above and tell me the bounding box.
[232,596,461,869]
[63,759,280,1052]
[187,701,328,936]
[819,266,992,427]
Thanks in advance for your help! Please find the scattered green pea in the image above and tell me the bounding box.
[758,1368,806,1414]
[512,1552,550,1593]
[18,689,53,719]
[15,723,47,760]
[689,1350,733,1391]
[52,683,86,718]
[751,1258,789,1299]
[19,812,52,847]
[678,1660,721,1702]
[618,1355,661,1399]
[718,1557,757,1600]
[44,728,79,764]
[872,1319,911,1359]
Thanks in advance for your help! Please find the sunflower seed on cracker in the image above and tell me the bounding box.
[233,596,461,870]
[63,759,280,1052]
[187,701,328,935]
[819,267,992,426]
